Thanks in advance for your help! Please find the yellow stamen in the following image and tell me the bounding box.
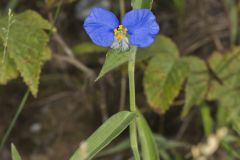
[113,25,128,40]
[118,25,123,30]
[114,29,118,35]
[116,34,124,40]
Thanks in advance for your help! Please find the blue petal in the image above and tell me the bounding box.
[84,7,119,47]
[122,9,159,48]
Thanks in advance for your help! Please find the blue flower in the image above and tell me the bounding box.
[84,7,159,51]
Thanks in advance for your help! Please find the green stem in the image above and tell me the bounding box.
[128,47,140,160]
[128,47,137,112]
[0,90,30,150]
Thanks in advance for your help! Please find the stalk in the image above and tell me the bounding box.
[0,90,30,150]
[128,47,140,160]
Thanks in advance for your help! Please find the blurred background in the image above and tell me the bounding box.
[0,0,240,160]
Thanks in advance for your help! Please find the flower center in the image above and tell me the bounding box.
[111,25,129,52]
[114,25,128,40]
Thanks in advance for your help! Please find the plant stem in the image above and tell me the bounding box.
[120,0,126,21]
[128,47,137,112]
[0,90,30,151]
[128,47,140,160]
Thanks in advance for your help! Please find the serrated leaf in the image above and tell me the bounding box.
[0,44,18,84]
[42,47,52,61]
[131,0,153,9]
[73,42,107,55]
[144,54,189,113]
[181,57,209,117]
[11,144,22,160]
[137,112,159,160]
[70,111,137,160]
[0,10,51,96]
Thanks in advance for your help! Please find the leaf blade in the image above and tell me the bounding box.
[144,55,189,113]
[181,56,209,117]
[96,47,134,81]
[0,10,51,96]
[137,112,159,160]
[11,144,22,160]
[70,111,137,160]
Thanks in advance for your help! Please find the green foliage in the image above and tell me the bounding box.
[0,10,51,96]
[97,135,186,159]
[155,134,188,159]
[96,47,135,81]
[207,49,240,100]
[70,111,137,160]
[217,91,240,134]
[11,144,22,160]
[221,135,240,159]
[73,42,107,55]
[200,103,213,137]
[0,44,18,84]
[96,35,178,80]
[131,0,153,9]
[181,48,240,134]
[181,56,209,117]
[144,54,189,113]
[137,112,159,160]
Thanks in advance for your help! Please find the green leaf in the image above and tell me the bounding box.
[131,0,153,9]
[0,10,51,96]
[70,111,137,160]
[0,44,18,84]
[207,48,240,100]
[200,103,213,137]
[73,42,107,55]
[217,91,240,134]
[144,54,189,113]
[11,144,22,160]
[206,48,240,133]
[96,47,136,81]
[137,112,159,160]
[137,35,179,62]
[181,57,209,117]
